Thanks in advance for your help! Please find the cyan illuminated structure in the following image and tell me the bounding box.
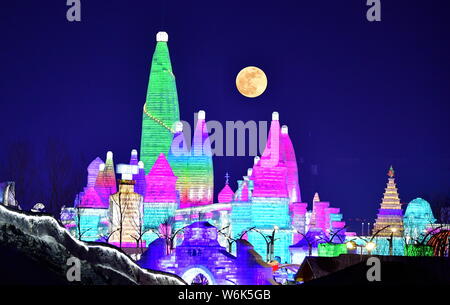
[404,197,436,242]
[140,31,180,173]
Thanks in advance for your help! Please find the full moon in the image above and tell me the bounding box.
[236,66,267,98]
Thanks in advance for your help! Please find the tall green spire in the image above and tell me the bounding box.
[140,31,180,173]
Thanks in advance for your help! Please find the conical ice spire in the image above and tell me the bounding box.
[140,32,180,173]
[144,153,178,203]
[79,187,102,208]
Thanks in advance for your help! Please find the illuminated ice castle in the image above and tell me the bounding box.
[61,32,352,265]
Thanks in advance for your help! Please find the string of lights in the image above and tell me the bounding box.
[143,103,176,134]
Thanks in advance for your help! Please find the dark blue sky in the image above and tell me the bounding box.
[1,1,449,229]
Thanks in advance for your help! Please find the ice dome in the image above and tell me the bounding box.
[405,198,436,224]
[404,198,436,239]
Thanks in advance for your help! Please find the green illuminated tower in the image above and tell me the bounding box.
[140,31,180,173]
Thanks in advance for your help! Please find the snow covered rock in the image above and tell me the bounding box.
[31,203,45,213]
[0,204,184,285]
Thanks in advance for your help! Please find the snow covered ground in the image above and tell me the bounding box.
[0,204,184,285]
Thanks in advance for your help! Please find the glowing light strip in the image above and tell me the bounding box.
[143,102,175,134]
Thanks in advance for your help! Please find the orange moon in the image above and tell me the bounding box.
[236,66,267,98]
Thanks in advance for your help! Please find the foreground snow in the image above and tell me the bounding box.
[0,205,184,285]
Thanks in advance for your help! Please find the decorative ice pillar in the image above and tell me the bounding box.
[140,31,180,173]
[187,110,214,205]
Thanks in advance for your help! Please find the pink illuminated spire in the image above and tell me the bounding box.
[149,153,176,176]
[78,187,103,208]
[252,112,302,202]
[144,153,178,203]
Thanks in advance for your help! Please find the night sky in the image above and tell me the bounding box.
[1,1,449,231]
